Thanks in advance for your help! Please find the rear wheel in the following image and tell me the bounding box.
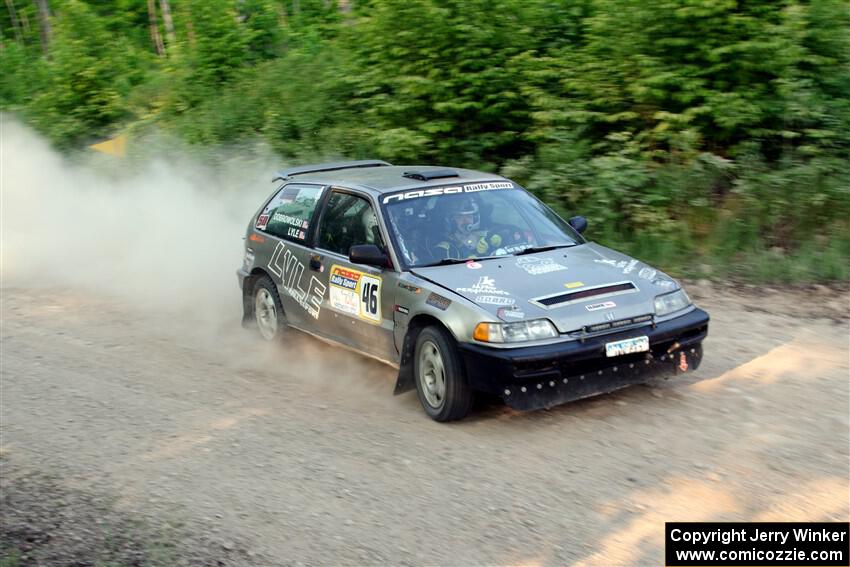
[253,276,285,341]
[414,326,473,422]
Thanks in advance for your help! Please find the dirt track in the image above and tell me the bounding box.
[1,283,848,566]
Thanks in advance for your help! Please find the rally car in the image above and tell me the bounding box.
[237,160,709,421]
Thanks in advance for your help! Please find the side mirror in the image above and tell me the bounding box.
[349,244,390,268]
[569,215,588,234]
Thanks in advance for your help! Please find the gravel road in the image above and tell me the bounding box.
[1,283,848,566]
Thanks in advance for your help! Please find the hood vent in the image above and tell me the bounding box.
[533,281,637,309]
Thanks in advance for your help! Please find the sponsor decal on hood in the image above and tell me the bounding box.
[455,276,516,306]
[411,243,663,333]
[516,256,567,275]
[585,301,616,312]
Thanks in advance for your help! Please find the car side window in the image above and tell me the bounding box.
[319,192,385,256]
[255,184,324,244]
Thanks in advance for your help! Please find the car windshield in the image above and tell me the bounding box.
[382,185,583,268]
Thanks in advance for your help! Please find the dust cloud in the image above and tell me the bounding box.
[1,116,397,394]
[1,116,273,321]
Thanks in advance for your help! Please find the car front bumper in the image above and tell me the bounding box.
[457,307,709,411]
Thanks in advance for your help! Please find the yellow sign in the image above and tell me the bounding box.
[89,134,126,157]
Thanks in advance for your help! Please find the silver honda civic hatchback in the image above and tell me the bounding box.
[237,160,709,421]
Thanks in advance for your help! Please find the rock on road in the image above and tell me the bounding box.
[1,284,848,566]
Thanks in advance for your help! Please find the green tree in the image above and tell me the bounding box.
[348,0,540,166]
[167,0,250,112]
[25,0,142,147]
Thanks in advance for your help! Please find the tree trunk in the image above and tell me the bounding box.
[184,1,195,47]
[146,0,165,56]
[18,4,29,33]
[4,0,23,44]
[33,0,51,55]
[159,0,175,48]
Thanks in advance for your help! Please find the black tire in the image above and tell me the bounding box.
[252,275,286,341]
[413,326,473,422]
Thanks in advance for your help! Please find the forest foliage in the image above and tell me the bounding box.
[2,0,849,281]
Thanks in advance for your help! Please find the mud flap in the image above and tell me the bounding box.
[393,329,417,395]
[393,371,415,395]
[239,270,258,329]
[241,282,254,328]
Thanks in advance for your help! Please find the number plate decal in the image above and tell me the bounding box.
[605,336,649,357]
[329,265,382,324]
[359,274,382,323]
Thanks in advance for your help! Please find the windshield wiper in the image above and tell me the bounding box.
[417,255,501,268]
[513,243,577,256]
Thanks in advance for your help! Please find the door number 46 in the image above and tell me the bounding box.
[360,276,381,322]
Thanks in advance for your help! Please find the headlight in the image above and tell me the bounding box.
[473,319,558,343]
[654,288,691,317]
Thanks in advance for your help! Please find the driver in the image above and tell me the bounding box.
[432,196,503,259]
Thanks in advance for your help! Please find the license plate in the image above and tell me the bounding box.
[605,336,649,357]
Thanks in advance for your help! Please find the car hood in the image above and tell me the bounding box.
[411,242,678,333]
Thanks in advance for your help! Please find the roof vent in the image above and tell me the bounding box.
[402,169,459,181]
[273,160,391,181]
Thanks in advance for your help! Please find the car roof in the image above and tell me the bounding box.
[273,162,511,195]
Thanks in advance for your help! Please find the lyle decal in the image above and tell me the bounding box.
[267,242,325,319]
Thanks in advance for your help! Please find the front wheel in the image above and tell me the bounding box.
[414,326,473,422]
[253,276,285,341]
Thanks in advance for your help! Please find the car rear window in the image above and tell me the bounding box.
[255,183,324,244]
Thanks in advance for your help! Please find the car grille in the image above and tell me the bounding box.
[581,314,653,334]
